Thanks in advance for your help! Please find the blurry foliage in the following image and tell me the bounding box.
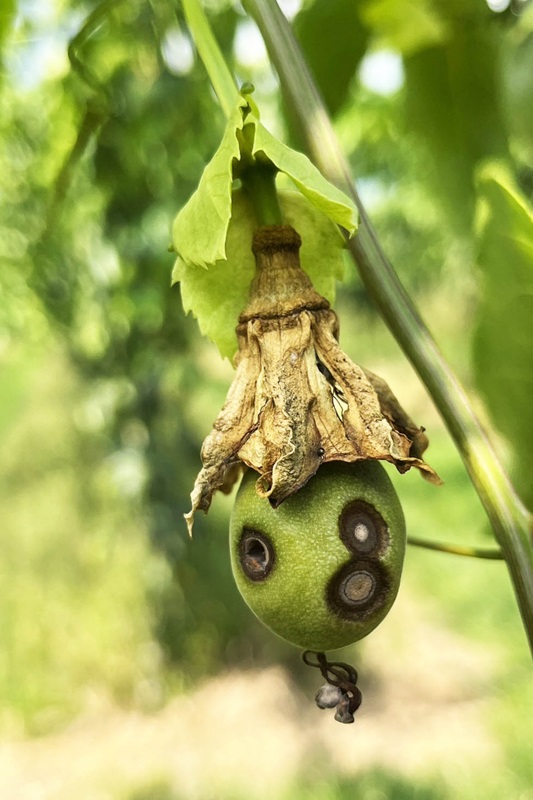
[0,351,164,734]
[502,14,533,167]
[0,0,532,742]
[294,0,368,116]
[0,2,16,82]
[124,771,448,800]
[473,165,533,510]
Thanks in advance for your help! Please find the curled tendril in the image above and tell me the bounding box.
[302,650,362,724]
[47,0,120,223]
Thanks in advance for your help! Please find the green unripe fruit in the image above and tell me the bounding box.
[230,461,406,652]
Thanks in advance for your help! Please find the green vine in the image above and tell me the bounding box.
[181,0,239,117]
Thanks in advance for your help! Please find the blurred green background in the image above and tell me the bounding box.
[0,0,532,797]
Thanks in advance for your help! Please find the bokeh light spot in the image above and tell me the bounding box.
[161,28,195,76]
[358,49,404,96]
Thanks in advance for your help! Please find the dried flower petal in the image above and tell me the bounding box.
[185,225,440,534]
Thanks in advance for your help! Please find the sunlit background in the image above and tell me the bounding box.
[0,0,532,797]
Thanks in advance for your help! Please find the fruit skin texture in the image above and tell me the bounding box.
[230,461,406,652]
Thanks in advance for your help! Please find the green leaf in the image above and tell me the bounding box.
[172,95,357,268]
[173,189,346,359]
[472,165,533,509]
[173,190,256,359]
[251,118,358,235]
[171,97,247,268]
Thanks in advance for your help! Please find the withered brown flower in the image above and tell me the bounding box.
[185,225,440,534]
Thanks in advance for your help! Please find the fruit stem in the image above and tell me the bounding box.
[408,536,503,560]
[241,165,283,227]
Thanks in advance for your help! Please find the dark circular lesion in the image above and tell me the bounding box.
[338,500,390,557]
[327,560,390,621]
[238,528,275,582]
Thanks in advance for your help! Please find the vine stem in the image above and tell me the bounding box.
[241,0,533,656]
[241,165,283,226]
[181,0,240,118]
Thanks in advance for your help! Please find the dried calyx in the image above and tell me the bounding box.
[185,225,440,534]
